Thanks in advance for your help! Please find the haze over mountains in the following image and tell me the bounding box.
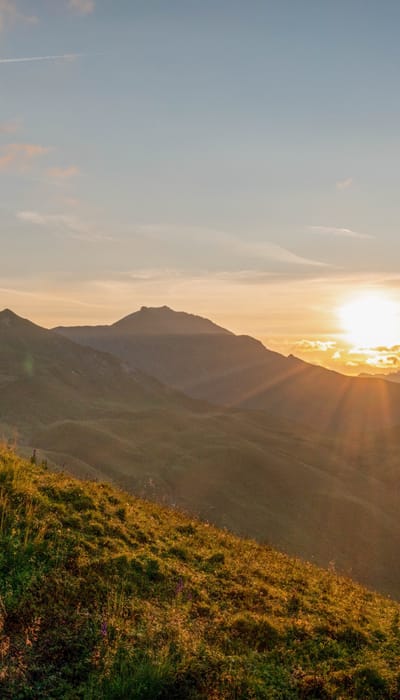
[2,306,400,597]
[57,305,400,436]
[360,370,400,383]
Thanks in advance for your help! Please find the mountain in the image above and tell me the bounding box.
[3,308,400,597]
[0,307,193,432]
[360,370,400,383]
[113,304,233,335]
[56,305,400,435]
[2,449,400,699]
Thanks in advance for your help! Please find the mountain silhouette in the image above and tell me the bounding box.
[56,305,400,436]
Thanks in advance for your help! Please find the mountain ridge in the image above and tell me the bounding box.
[55,305,400,435]
[55,305,233,337]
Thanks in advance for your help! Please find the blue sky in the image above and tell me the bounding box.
[1,1,400,372]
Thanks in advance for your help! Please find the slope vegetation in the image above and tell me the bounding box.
[1,449,400,699]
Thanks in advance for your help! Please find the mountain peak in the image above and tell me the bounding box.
[112,306,232,335]
[0,308,30,327]
[139,305,171,312]
[1,307,18,318]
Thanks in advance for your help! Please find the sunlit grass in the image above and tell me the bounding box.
[0,446,400,698]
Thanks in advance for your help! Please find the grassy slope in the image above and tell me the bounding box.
[28,408,400,599]
[1,449,400,699]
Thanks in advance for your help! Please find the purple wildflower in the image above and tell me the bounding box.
[176,577,184,595]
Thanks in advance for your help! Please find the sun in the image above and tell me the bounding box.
[338,293,400,348]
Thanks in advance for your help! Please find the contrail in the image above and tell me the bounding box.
[0,53,82,65]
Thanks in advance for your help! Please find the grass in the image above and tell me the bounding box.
[1,447,400,699]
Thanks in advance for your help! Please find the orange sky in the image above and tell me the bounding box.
[3,271,400,378]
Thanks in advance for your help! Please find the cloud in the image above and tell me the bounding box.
[0,118,21,134]
[345,344,400,371]
[47,166,80,179]
[0,143,50,170]
[310,225,372,240]
[0,0,37,31]
[0,282,110,310]
[212,270,279,284]
[336,177,353,190]
[68,0,95,15]
[17,210,113,243]
[118,268,182,283]
[293,339,337,352]
[136,224,330,269]
[246,240,329,267]
[371,345,400,353]
[366,354,400,368]
[0,53,81,65]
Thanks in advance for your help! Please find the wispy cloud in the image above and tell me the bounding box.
[0,53,82,65]
[68,0,95,15]
[0,143,50,170]
[0,283,110,310]
[136,224,330,268]
[17,210,114,243]
[47,166,80,180]
[336,177,353,190]
[0,0,37,31]
[212,270,279,284]
[247,240,329,267]
[0,118,21,134]
[310,225,373,240]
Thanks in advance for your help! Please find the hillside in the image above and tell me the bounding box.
[1,449,400,699]
[2,309,400,598]
[30,408,400,598]
[55,306,400,435]
[0,308,201,434]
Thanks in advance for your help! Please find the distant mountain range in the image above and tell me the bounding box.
[359,370,400,383]
[2,306,400,597]
[56,305,400,435]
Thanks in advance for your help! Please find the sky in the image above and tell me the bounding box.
[2,0,400,374]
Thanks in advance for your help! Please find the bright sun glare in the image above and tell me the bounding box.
[338,293,400,348]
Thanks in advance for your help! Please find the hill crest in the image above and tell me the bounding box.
[55,305,233,336]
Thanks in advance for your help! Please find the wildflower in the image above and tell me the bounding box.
[101,620,107,637]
